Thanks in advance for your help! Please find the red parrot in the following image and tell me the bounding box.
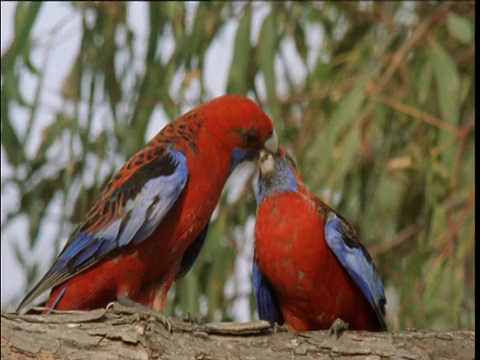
[16,95,278,315]
[253,147,387,332]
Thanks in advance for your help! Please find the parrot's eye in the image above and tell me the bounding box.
[241,128,260,145]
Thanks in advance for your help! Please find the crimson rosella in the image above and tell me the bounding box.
[253,147,387,332]
[16,95,278,315]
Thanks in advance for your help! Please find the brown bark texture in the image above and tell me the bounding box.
[1,304,474,360]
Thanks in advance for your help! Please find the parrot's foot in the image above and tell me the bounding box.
[328,318,349,339]
[182,312,205,325]
[108,297,172,333]
[274,322,289,333]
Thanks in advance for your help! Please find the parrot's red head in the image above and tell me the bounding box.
[201,95,278,167]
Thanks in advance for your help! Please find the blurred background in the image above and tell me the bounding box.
[1,2,474,331]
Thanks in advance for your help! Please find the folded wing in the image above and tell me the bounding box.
[253,260,284,326]
[16,147,188,312]
[324,211,387,331]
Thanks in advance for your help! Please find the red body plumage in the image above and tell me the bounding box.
[255,192,381,331]
[254,148,386,332]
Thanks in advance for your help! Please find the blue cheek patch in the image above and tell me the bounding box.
[230,148,250,173]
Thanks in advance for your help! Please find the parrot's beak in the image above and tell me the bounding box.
[264,129,278,153]
[259,149,275,177]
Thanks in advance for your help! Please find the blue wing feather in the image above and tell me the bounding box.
[59,232,112,273]
[324,211,387,330]
[253,260,284,326]
[16,148,188,312]
[61,149,188,272]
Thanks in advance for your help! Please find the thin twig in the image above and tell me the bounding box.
[446,121,475,260]
[370,224,421,257]
[372,96,461,136]
[263,74,364,106]
[373,3,453,94]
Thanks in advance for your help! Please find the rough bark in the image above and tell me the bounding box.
[1,304,474,360]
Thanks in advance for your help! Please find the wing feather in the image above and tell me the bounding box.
[253,260,284,326]
[324,211,387,331]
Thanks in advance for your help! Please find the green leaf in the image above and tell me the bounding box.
[332,127,361,184]
[447,13,473,44]
[431,42,460,126]
[423,256,446,304]
[226,4,252,95]
[10,2,41,61]
[185,3,208,58]
[36,115,70,159]
[431,42,461,175]
[322,76,369,158]
[27,263,40,288]
[13,2,28,37]
[306,75,371,188]
[257,12,277,102]
[12,240,27,268]
[166,3,186,42]
[294,21,308,64]
[28,201,46,247]
[417,61,432,105]
[1,115,25,167]
[177,270,200,315]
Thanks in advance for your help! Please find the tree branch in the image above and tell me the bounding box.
[1,306,474,360]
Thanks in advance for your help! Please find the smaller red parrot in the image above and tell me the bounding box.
[16,95,278,316]
[253,147,387,332]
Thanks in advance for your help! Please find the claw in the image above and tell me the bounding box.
[328,318,349,339]
[182,312,204,325]
[182,312,193,323]
[112,297,172,332]
[106,301,117,310]
[274,322,289,333]
[154,312,172,333]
